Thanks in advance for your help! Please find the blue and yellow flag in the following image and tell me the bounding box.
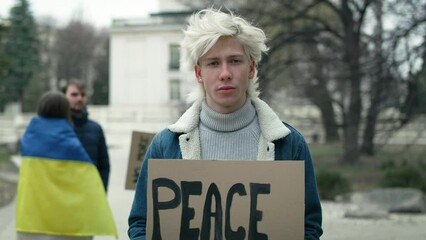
[16,116,117,237]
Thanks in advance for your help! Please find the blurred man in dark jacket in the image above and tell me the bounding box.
[63,81,110,191]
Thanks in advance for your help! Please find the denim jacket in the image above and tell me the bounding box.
[128,97,323,239]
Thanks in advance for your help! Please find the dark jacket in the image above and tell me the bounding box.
[128,97,322,240]
[72,109,110,191]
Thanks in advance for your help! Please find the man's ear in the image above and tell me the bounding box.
[194,64,203,83]
[249,60,256,79]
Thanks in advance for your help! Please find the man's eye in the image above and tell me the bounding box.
[230,59,242,64]
[207,61,219,66]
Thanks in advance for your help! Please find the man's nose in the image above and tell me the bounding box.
[219,63,231,81]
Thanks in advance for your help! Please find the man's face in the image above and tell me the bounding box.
[65,84,86,112]
[195,36,255,114]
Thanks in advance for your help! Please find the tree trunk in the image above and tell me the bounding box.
[361,107,378,155]
[309,93,340,143]
[305,50,340,143]
[307,86,340,143]
[320,100,340,142]
[342,76,362,164]
[361,0,384,155]
[340,0,363,164]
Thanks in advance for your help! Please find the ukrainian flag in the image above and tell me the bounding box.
[16,116,117,237]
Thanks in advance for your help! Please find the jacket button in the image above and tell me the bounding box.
[267,147,269,151]
[186,138,190,141]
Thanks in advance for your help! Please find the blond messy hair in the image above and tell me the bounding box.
[180,8,269,103]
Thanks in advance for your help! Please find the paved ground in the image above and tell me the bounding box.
[1,139,426,240]
[321,201,426,240]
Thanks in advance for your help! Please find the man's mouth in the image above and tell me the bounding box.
[218,86,235,91]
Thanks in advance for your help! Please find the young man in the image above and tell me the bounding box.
[128,8,322,239]
[63,81,110,191]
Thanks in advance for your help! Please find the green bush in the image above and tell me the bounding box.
[380,165,426,192]
[316,169,352,200]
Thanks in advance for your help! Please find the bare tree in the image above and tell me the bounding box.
[91,30,109,105]
[37,16,59,91]
[366,0,426,151]
[388,0,426,116]
[232,0,370,163]
[178,0,426,164]
[54,20,100,95]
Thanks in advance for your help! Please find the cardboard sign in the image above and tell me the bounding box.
[125,131,155,190]
[147,159,305,239]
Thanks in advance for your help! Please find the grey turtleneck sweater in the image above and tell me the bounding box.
[199,99,260,160]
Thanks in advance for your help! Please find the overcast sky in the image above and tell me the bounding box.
[1,0,159,27]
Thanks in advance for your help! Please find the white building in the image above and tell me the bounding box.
[109,1,196,133]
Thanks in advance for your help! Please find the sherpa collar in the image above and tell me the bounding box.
[168,97,290,142]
